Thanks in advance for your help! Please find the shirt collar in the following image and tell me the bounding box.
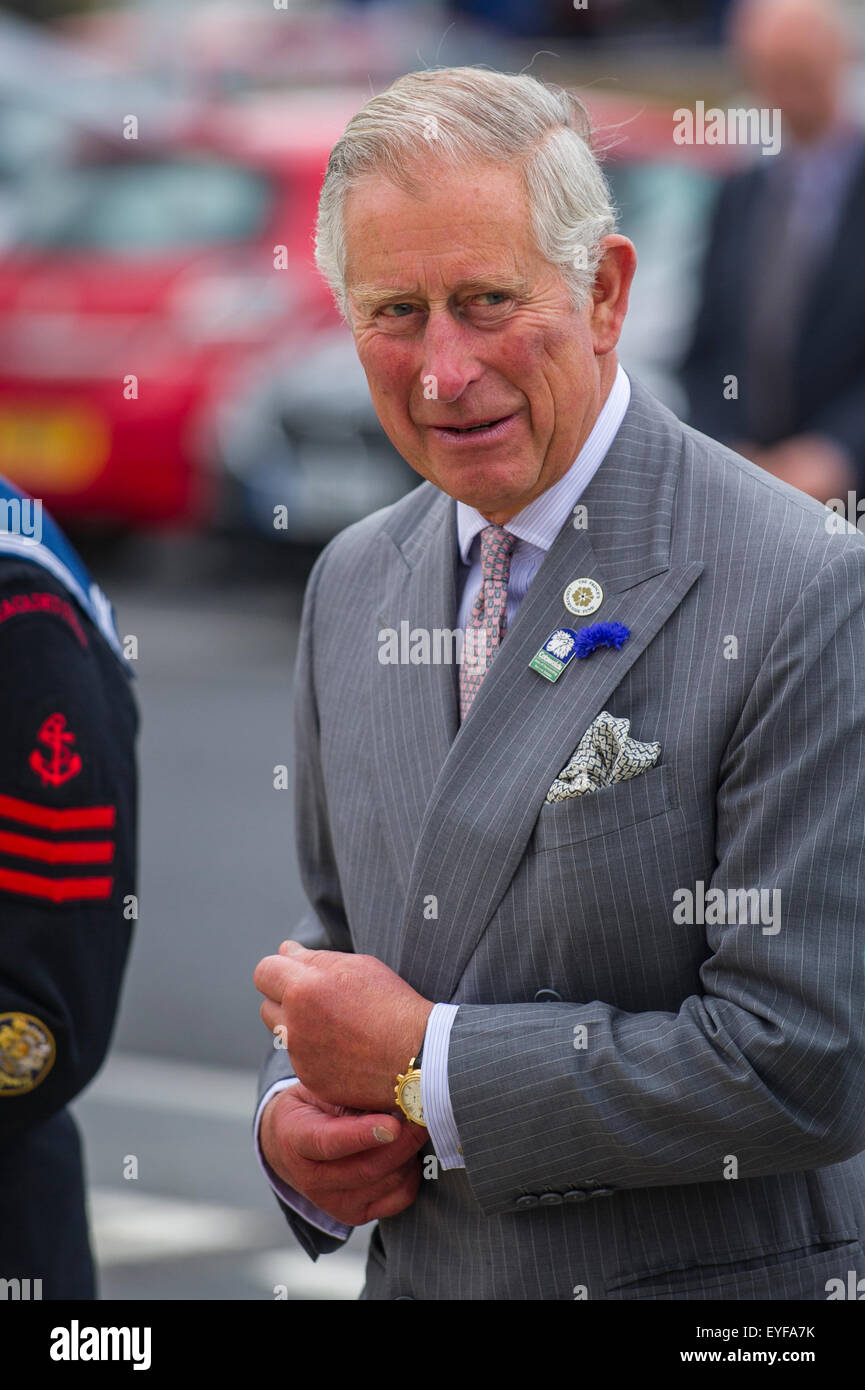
[456,363,631,564]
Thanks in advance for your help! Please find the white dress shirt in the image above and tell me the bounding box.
[255,364,632,1237]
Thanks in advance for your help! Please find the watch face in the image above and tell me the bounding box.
[400,1076,424,1122]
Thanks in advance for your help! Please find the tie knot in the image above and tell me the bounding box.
[479,524,516,582]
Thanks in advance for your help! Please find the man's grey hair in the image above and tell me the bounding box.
[314,66,618,324]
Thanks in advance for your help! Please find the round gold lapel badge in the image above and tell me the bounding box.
[563,578,603,617]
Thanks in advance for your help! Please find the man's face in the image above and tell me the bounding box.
[343,160,627,524]
[737,4,844,143]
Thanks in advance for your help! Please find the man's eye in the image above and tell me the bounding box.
[379,303,415,318]
[473,292,509,307]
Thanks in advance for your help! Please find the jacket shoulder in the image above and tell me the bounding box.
[308,481,446,583]
[678,420,865,573]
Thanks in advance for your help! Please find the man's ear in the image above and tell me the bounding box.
[589,235,637,356]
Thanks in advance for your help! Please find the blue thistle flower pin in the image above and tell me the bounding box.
[573,622,631,659]
[529,622,632,683]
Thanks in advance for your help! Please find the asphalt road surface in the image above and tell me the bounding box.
[70,532,371,1300]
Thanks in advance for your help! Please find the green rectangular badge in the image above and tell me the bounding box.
[529,649,566,681]
[529,628,580,682]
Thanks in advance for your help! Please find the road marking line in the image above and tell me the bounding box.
[89,1188,270,1266]
[81,1052,256,1121]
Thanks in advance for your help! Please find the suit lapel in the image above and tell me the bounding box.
[389,379,703,1000]
[368,490,460,907]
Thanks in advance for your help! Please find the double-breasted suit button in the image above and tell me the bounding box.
[539,1192,563,1205]
[533,988,562,1002]
[515,1194,539,1208]
[563,1188,590,1202]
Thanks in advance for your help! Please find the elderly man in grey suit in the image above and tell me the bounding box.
[253,66,865,1300]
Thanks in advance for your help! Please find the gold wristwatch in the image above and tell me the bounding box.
[394,1045,426,1126]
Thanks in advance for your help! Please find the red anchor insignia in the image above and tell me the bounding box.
[29,713,83,788]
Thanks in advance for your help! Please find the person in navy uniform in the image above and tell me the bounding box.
[0,476,138,1300]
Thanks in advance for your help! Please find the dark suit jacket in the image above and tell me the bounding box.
[680,136,865,491]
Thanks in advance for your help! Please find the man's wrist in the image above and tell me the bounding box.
[388,999,434,1113]
[392,1000,433,1079]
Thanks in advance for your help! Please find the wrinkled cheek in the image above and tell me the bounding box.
[502,328,548,369]
[362,340,415,398]
[496,331,555,410]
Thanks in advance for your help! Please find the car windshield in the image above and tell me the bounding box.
[9,157,273,252]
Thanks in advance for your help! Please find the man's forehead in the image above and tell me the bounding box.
[343,162,528,239]
[342,165,534,307]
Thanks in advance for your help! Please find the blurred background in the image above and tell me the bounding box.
[2,0,863,1299]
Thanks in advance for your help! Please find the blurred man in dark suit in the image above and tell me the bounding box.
[681,0,865,504]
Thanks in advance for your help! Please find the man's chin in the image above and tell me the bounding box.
[419,456,539,516]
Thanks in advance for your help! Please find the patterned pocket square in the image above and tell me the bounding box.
[545,710,661,802]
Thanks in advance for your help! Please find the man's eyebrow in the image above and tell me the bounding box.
[348,275,531,311]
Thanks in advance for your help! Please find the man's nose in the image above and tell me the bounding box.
[419,309,483,402]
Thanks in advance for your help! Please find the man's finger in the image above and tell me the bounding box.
[361,1170,424,1224]
[259,997,282,1036]
[253,953,293,1000]
[289,1102,405,1163]
[315,1160,423,1227]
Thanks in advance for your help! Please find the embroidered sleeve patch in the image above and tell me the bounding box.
[0,793,116,903]
[0,592,88,648]
[0,1012,56,1095]
[29,713,82,788]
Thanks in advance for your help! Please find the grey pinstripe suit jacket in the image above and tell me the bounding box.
[259,377,865,1300]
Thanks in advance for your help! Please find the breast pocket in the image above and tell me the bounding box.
[529,761,679,854]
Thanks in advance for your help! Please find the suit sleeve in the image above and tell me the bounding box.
[0,566,138,1135]
[444,541,865,1216]
[255,544,356,1257]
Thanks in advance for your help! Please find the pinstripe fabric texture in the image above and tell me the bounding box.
[259,376,865,1300]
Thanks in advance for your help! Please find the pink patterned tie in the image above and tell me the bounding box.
[459,524,517,722]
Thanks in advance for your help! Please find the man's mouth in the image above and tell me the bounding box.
[444,419,501,433]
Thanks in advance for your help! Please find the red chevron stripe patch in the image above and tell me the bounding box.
[0,792,117,903]
[0,867,113,903]
[0,830,115,864]
[0,793,116,831]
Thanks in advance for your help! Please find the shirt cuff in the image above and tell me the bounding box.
[254,1078,352,1241]
[421,1003,465,1169]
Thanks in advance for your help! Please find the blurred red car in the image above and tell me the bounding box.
[0,90,365,527]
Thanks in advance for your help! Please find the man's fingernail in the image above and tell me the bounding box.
[373,1126,395,1143]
